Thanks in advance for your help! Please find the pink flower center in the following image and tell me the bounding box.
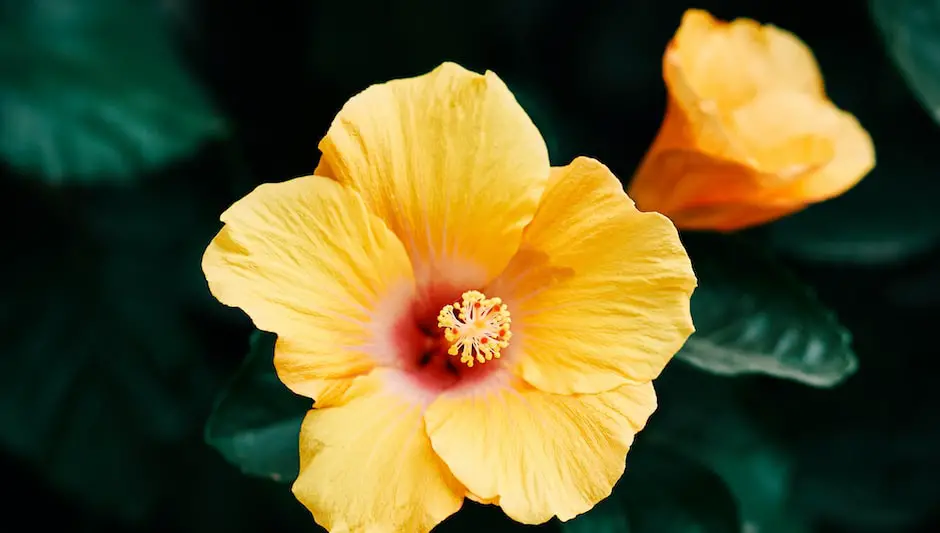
[393,283,508,394]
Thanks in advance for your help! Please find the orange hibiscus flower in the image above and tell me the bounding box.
[628,9,875,231]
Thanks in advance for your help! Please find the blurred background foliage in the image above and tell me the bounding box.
[2,0,940,531]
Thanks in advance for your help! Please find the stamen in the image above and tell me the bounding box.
[436,290,512,368]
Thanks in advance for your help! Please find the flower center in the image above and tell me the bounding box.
[436,290,512,368]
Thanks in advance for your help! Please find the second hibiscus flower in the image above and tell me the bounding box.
[203,63,696,532]
[629,9,876,231]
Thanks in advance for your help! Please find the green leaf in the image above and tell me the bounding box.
[0,174,221,521]
[871,0,940,124]
[887,263,940,308]
[561,495,630,533]
[677,235,857,387]
[790,424,940,531]
[566,439,739,533]
[0,0,224,183]
[206,331,312,483]
[567,430,741,533]
[646,364,809,533]
[621,445,740,533]
[765,143,940,266]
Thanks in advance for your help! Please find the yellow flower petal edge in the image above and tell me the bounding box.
[488,157,696,394]
[425,376,657,524]
[628,9,875,231]
[202,175,416,396]
[295,370,465,533]
[318,62,551,290]
[668,8,824,111]
[738,92,874,203]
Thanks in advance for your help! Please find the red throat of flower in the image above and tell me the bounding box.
[393,284,511,394]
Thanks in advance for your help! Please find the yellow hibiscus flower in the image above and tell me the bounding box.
[203,62,696,532]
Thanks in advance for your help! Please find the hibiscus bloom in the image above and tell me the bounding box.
[203,62,696,532]
[628,9,875,231]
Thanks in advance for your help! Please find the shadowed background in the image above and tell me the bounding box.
[3,0,940,532]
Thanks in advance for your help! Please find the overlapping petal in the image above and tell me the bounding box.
[295,370,465,533]
[202,176,415,398]
[738,92,874,202]
[488,157,696,395]
[425,376,657,524]
[317,62,551,288]
[667,8,824,111]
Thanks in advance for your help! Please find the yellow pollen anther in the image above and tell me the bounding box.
[436,290,512,368]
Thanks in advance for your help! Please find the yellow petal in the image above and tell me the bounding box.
[488,157,696,395]
[319,62,551,288]
[295,370,465,533]
[425,377,657,524]
[729,92,835,177]
[629,141,766,216]
[467,493,500,505]
[667,9,824,112]
[202,176,415,398]
[302,377,356,408]
[666,199,806,232]
[735,93,875,203]
[629,145,810,231]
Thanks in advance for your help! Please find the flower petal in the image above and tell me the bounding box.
[729,91,873,195]
[202,176,415,397]
[302,377,356,408]
[732,92,875,203]
[667,9,824,112]
[425,376,657,524]
[488,157,696,395]
[629,141,767,216]
[319,62,551,288]
[295,370,465,533]
[629,144,813,231]
[665,198,806,232]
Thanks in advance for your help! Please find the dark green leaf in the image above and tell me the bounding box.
[791,424,940,531]
[766,144,940,266]
[871,0,940,124]
[569,439,739,533]
[0,0,224,183]
[647,365,808,533]
[75,145,243,313]
[677,235,857,387]
[206,331,311,483]
[887,263,940,308]
[622,446,739,533]
[561,495,630,533]
[0,174,220,521]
